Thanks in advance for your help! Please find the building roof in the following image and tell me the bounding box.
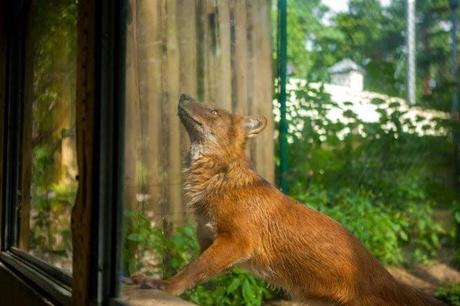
[328,58,365,74]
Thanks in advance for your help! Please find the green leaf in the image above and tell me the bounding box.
[127,233,143,242]
[227,278,241,293]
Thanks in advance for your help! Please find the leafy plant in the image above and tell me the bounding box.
[435,283,460,306]
[122,213,278,306]
[123,210,168,276]
[278,81,450,266]
[184,268,275,306]
[298,187,407,265]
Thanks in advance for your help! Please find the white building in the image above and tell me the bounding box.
[273,63,448,141]
[328,58,365,92]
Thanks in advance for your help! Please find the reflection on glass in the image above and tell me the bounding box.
[19,0,78,273]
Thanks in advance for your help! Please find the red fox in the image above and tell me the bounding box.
[133,94,444,306]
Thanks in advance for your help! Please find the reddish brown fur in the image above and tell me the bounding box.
[134,94,444,306]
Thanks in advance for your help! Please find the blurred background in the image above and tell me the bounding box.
[272,1,460,305]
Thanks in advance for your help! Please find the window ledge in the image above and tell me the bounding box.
[122,285,196,306]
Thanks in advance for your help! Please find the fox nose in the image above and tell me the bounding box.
[179,94,194,105]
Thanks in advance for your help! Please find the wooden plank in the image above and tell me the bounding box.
[71,0,95,303]
[230,0,248,114]
[19,7,35,250]
[215,0,232,111]
[176,0,196,222]
[247,0,274,182]
[177,0,198,98]
[163,0,184,226]
[204,0,216,105]
[245,0,258,169]
[124,0,142,211]
[136,0,163,220]
[196,0,209,102]
[202,0,232,110]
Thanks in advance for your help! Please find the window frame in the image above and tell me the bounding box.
[0,0,74,304]
[92,0,127,303]
[0,0,128,305]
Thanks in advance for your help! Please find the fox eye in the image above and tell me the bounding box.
[210,109,218,116]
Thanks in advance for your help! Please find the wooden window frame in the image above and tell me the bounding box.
[0,0,128,305]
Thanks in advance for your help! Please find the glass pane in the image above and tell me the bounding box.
[120,0,274,304]
[280,0,458,302]
[120,1,459,305]
[18,0,78,273]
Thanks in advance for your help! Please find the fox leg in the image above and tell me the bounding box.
[164,237,250,295]
[196,220,214,252]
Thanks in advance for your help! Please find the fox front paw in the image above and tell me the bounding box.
[129,273,166,290]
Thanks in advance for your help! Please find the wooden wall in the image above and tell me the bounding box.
[124,0,274,226]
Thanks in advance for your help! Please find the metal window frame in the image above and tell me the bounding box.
[93,0,127,303]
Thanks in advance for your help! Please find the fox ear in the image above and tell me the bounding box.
[244,115,267,138]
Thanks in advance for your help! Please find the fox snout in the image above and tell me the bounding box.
[178,94,209,142]
[179,93,194,105]
[178,94,205,119]
[178,94,267,156]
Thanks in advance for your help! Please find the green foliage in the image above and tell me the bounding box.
[282,0,345,80]
[123,211,168,276]
[184,268,275,306]
[123,213,277,306]
[283,0,455,110]
[279,82,451,266]
[297,187,407,265]
[435,283,460,306]
[452,202,460,267]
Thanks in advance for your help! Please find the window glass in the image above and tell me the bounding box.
[121,0,273,303]
[120,0,459,305]
[277,0,458,302]
[18,0,78,273]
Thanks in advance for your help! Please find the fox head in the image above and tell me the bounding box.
[178,94,267,160]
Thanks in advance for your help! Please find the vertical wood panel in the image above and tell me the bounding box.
[19,13,34,250]
[204,1,216,105]
[250,0,274,182]
[72,0,95,303]
[177,0,198,98]
[196,0,209,102]
[245,0,258,169]
[124,0,274,235]
[215,0,232,110]
[177,0,197,216]
[124,0,141,211]
[137,0,163,219]
[164,0,183,226]
[230,0,248,114]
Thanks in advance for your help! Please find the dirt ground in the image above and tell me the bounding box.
[266,261,460,306]
[388,260,460,295]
